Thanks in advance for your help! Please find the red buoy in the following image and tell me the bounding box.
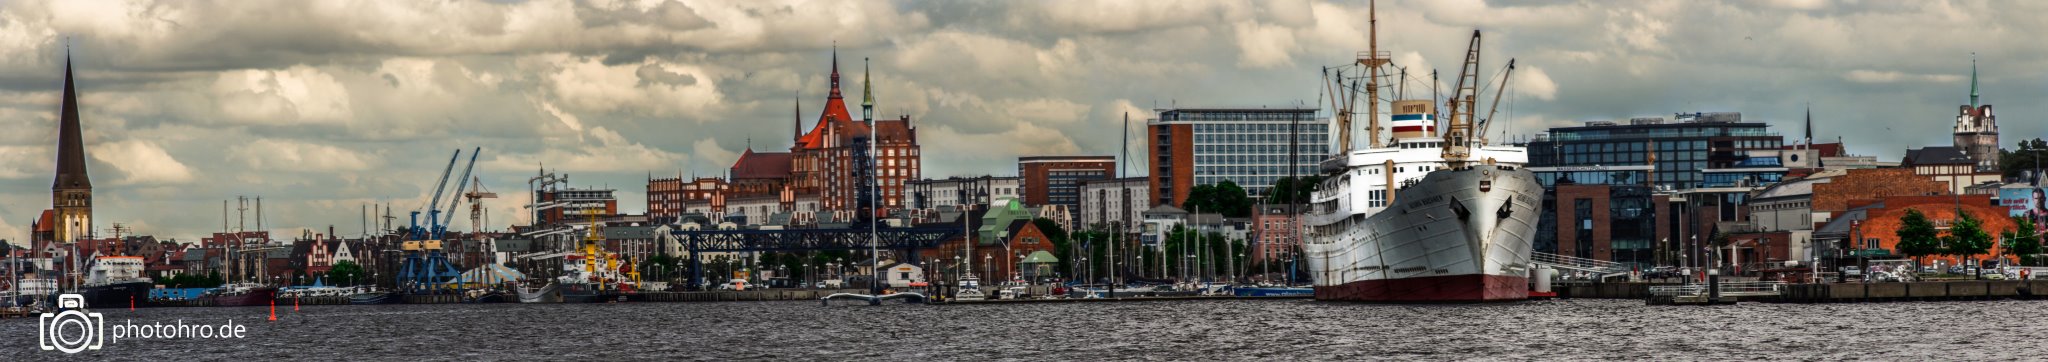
[268,299,278,321]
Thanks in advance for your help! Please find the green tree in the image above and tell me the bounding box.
[1032,218,1072,278]
[1999,138,2048,179]
[1944,210,1994,272]
[1265,176,1325,205]
[1182,180,1253,217]
[1895,209,1943,266]
[2001,218,2042,266]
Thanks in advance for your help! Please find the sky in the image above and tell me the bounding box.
[0,0,2043,245]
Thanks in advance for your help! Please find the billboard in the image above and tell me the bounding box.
[2005,186,2048,235]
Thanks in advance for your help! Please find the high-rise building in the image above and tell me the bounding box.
[1525,112,1784,190]
[1146,108,1329,207]
[535,188,617,224]
[1954,56,1999,172]
[1017,156,1115,219]
[50,52,92,247]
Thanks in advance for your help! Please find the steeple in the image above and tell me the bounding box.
[1969,52,1979,109]
[55,49,89,190]
[792,93,801,144]
[1804,103,1812,146]
[828,44,842,99]
[861,57,874,124]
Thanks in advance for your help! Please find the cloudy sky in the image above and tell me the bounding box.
[0,0,2043,244]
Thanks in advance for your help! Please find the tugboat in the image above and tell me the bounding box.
[80,256,154,308]
[558,213,629,303]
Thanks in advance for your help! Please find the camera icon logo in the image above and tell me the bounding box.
[39,294,104,354]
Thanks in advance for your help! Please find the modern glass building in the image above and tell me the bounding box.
[1524,113,1784,190]
[1147,108,1330,207]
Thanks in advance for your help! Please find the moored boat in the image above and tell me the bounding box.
[1303,10,1538,302]
[199,283,279,307]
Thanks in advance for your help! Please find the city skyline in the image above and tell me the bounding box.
[0,0,2045,243]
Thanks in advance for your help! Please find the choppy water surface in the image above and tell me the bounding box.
[4,298,2043,360]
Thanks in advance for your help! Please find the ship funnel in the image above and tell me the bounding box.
[1390,100,1438,140]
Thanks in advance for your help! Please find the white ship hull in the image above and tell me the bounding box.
[1305,163,1541,302]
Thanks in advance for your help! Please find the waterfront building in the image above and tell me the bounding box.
[1527,165,1666,267]
[906,176,1020,211]
[1139,205,1188,248]
[1814,194,2011,268]
[1525,112,1784,190]
[1954,57,2000,171]
[1079,177,1149,233]
[535,187,618,224]
[1903,146,2000,195]
[1146,108,1329,207]
[1250,205,1297,263]
[1017,155,1116,224]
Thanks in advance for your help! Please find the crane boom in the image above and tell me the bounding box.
[1440,30,1483,166]
[425,149,462,215]
[440,147,481,238]
[1476,59,1517,144]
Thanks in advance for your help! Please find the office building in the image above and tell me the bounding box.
[1147,108,1329,207]
[1525,112,1784,190]
[1017,156,1115,220]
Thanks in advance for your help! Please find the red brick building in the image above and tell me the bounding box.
[1846,194,2013,267]
[651,51,920,220]
[1017,155,1115,217]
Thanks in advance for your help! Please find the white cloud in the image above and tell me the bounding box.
[1842,69,1965,84]
[89,140,195,184]
[229,139,376,172]
[692,138,738,168]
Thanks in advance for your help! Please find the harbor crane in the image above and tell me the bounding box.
[400,148,480,293]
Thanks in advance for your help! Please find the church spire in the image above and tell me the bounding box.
[861,57,874,124]
[828,44,842,99]
[1804,103,1812,147]
[792,92,801,145]
[55,47,89,190]
[1969,52,1979,109]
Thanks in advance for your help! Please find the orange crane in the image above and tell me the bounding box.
[464,176,498,234]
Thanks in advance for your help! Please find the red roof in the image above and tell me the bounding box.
[1784,142,1845,158]
[731,149,794,179]
[35,209,53,233]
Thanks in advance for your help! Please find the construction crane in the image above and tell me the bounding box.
[464,176,498,235]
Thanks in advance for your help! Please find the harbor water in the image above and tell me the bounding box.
[3,299,2040,360]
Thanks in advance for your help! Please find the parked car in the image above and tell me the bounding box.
[1842,266,1862,278]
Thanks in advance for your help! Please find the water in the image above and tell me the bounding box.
[4,299,2042,360]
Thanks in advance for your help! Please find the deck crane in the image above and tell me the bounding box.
[464,176,498,235]
[1440,30,1484,168]
[1475,59,1516,145]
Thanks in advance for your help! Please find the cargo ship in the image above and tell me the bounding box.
[1303,5,1539,302]
[80,256,154,308]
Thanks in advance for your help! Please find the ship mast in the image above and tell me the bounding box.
[1362,0,1388,149]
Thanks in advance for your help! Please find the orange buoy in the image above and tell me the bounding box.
[268,299,278,321]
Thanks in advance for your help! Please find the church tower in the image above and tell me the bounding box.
[53,51,93,244]
[1953,53,2000,172]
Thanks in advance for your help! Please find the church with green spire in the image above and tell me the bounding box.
[1953,53,1999,172]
